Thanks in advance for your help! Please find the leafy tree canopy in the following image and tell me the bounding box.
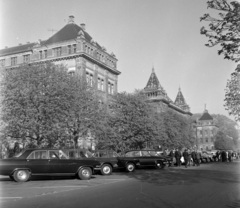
[225,65,240,122]
[214,130,235,149]
[0,63,103,148]
[200,0,240,62]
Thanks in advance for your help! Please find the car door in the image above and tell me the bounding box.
[26,150,49,175]
[139,151,155,166]
[48,150,76,175]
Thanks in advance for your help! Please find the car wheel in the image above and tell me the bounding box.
[78,167,92,180]
[155,161,164,169]
[126,163,135,172]
[100,164,112,175]
[13,170,30,182]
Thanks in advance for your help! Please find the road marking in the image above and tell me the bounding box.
[0,197,22,199]
[4,185,88,190]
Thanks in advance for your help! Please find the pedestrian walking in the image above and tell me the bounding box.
[191,150,197,166]
[228,151,232,162]
[175,148,181,167]
[169,149,175,167]
[187,149,191,166]
[183,149,189,168]
[196,151,201,166]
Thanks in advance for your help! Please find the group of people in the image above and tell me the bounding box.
[166,148,239,168]
[168,149,202,168]
[215,150,239,162]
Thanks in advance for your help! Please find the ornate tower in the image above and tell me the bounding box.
[174,87,190,112]
[143,67,192,116]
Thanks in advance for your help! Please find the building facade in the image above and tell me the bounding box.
[0,15,121,103]
[143,67,192,117]
[195,109,219,151]
[0,15,121,151]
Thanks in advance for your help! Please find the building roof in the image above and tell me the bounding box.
[45,23,94,46]
[199,109,213,120]
[0,42,36,56]
[0,19,103,57]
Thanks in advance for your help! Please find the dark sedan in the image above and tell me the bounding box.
[92,150,121,175]
[0,149,101,182]
[63,149,120,175]
[118,150,169,172]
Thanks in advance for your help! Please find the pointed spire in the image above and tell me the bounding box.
[174,87,190,112]
[152,65,155,73]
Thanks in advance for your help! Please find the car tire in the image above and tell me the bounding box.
[155,161,164,169]
[13,170,30,182]
[126,163,135,172]
[100,164,112,175]
[78,167,92,180]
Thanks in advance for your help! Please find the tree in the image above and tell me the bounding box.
[97,91,159,152]
[160,110,195,149]
[200,0,240,62]
[0,63,103,148]
[214,130,235,149]
[224,65,240,121]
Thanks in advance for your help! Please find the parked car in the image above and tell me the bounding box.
[91,150,121,175]
[118,150,168,172]
[153,150,173,166]
[0,149,101,182]
[63,149,120,175]
[201,151,213,162]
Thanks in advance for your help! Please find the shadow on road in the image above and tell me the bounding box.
[113,165,240,186]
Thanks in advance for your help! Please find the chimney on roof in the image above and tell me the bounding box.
[68,15,75,24]
[5,46,8,49]
[19,43,22,46]
[80,23,86,31]
[26,42,30,44]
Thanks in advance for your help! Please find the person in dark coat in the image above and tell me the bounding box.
[191,150,197,166]
[169,149,175,167]
[175,148,181,167]
[183,149,189,168]
[196,151,201,166]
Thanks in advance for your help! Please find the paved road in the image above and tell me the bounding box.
[1,160,240,208]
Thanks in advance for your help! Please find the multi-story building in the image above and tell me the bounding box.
[195,108,219,151]
[0,15,121,151]
[0,15,120,104]
[143,67,192,117]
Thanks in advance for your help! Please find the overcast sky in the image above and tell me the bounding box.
[0,0,237,120]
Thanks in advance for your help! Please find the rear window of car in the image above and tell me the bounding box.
[27,151,47,159]
[125,151,140,157]
[141,151,151,156]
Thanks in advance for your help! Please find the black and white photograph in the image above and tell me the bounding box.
[0,0,240,207]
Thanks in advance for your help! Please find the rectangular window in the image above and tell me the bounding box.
[68,45,72,54]
[44,50,47,58]
[11,57,17,66]
[206,137,208,142]
[39,51,43,59]
[101,79,104,91]
[86,72,93,87]
[53,47,62,56]
[108,82,114,94]
[23,54,30,63]
[73,44,77,53]
[98,78,101,90]
[0,59,5,66]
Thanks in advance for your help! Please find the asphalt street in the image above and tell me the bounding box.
[0,160,240,208]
